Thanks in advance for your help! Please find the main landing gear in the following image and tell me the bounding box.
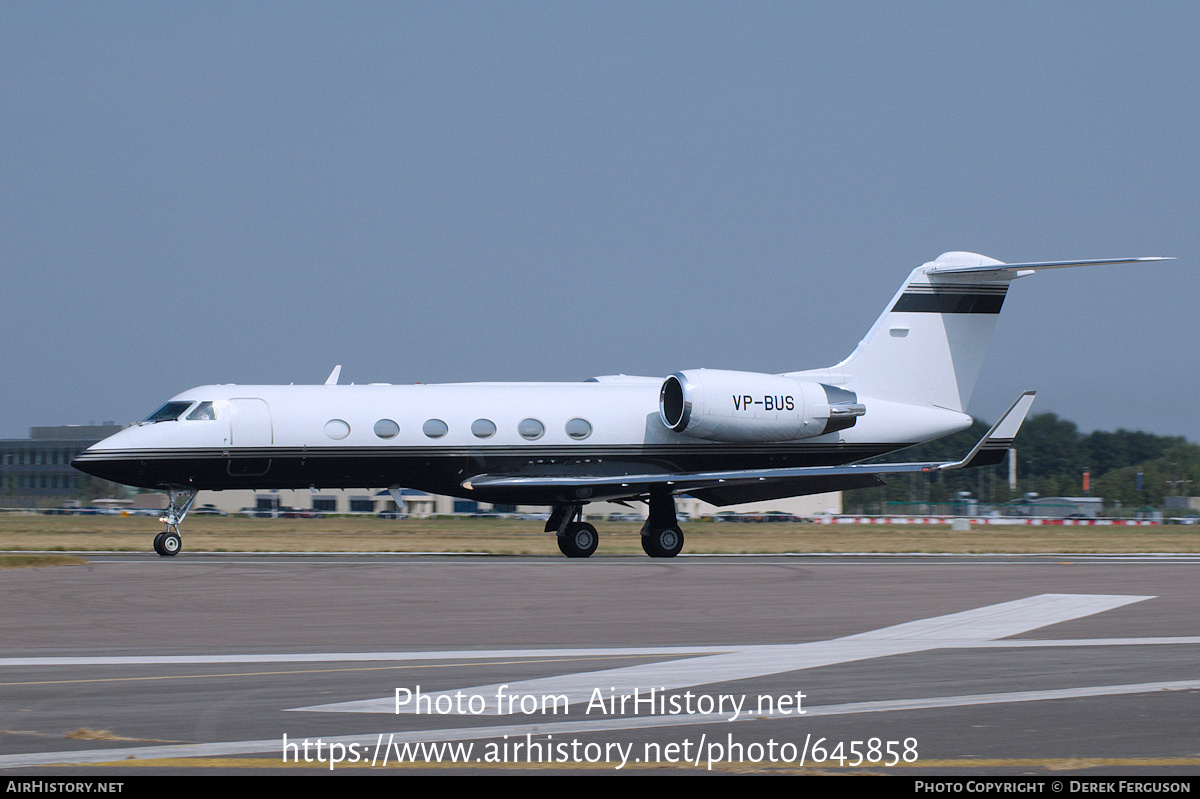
[640,492,684,558]
[547,504,598,558]
[153,488,196,557]
[547,493,684,559]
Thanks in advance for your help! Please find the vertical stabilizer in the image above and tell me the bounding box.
[790,252,1013,413]
[787,253,1169,414]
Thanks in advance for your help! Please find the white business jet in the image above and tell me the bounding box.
[73,252,1168,558]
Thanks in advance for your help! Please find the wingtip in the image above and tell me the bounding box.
[946,391,1037,471]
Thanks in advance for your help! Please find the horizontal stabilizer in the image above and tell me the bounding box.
[926,256,1173,277]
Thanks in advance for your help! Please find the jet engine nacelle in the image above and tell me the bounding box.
[659,369,865,442]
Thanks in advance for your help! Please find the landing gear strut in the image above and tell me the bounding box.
[546,493,687,558]
[640,492,684,558]
[154,488,195,557]
[547,504,598,558]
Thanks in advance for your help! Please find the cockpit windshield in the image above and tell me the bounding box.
[186,401,216,421]
[142,401,194,423]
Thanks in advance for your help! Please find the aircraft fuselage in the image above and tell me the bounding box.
[74,379,969,505]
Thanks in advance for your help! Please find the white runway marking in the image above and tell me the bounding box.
[2,678,1196,769]
[0,647,734,668]
[0,593,1173,770]
[296,593,1150,714]
[2,637,1196,668]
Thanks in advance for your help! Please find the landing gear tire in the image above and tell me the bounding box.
[558,522,598,558]
[643,526,684,558]
[154,531,181,557]
[154,488,194,557]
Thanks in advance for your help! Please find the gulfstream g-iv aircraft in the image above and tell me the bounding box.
[73,252,1169,558]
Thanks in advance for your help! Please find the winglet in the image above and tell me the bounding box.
[325,365,342,386]
[941,391,1036,471]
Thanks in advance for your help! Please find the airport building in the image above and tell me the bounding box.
[0,425,125,507]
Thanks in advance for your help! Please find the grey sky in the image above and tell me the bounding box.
[2,3,1197,442]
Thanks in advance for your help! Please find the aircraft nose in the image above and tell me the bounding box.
[71,446,124,483]
[71,429,146,487]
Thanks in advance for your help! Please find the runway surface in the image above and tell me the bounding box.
[1,553,1198,774]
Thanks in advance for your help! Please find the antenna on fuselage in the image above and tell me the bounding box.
[325,365,342,385]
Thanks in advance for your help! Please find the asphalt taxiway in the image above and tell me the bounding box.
[1,554,1198,774]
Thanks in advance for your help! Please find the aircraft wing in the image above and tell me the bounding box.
[462,392,1036,506]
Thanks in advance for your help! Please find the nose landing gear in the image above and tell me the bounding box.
[153,488,196,557]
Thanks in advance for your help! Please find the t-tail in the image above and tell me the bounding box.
[789,252,1171,414]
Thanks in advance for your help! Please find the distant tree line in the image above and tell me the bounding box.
[843,413,1200,514]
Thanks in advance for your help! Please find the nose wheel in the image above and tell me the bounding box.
[153,530,182,557]
[153,488,195,557]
